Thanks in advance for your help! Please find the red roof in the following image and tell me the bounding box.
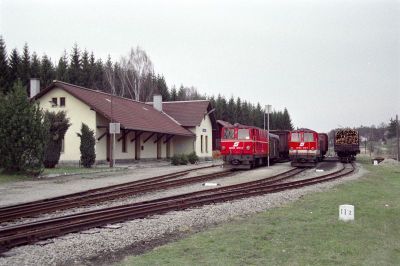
[161,100,211,127]
[35,81,194,137]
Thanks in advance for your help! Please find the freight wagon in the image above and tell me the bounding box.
[219,123,279,169]
[318,133,329,159]
[334,129,360,162]
[270,130,290,161]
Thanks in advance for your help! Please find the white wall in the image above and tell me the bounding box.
[38,87,96,161]
[194,114,213,158]
[172,135,195,155]
[96,114,108,161]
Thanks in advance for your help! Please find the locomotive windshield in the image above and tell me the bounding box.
[291,133,301,142]
[223,129,235,139]
[238,129,250,139]
[304,133,314,142]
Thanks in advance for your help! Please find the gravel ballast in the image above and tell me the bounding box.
[0,162,365,266]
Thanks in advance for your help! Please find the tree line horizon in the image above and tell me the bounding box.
[0,36,294,130]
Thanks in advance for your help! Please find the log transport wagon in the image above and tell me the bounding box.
[334,129,360,162]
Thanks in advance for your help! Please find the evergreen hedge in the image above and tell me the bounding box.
[43,111,71,168]
[77,123,96,168]
[0,82,48,175]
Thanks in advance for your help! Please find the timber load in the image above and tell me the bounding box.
[335,129,359,145]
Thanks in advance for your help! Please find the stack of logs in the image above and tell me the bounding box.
[335,129,359,145]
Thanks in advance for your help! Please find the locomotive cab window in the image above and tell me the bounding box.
[223,129,235,139]
[291,133,301,142]
[304,133,314,142]
[238,129,250,140]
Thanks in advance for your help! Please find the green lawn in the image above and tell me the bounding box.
[120,156,400,266]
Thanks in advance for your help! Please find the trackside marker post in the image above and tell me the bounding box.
[339,204,354,221]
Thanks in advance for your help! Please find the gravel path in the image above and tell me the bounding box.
[0,162,365,266]
[0,163,293,228]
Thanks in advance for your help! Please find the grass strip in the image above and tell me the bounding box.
[120,157,400,266]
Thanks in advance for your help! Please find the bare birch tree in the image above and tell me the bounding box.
[118,46,153,101]
[104,47,154,101]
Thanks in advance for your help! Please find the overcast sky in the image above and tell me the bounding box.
[1,0,399,132]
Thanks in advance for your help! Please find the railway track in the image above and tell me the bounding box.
[0,163,355,253]
[0,164,227,223]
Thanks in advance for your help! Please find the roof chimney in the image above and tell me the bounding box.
[153,94,162,112]
[30,78,40,98]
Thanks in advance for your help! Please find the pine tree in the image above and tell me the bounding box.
[77,123,96,168]
[282,108,294,130]
[235,97,242,123]
[227,96,236,124]
[177,85,186,100]
[388,117,398,138]
[56,50,69,82]
[0,36,8,92]
[30,52,41,79]
[68,44,82,85]
[88,52,96,88]
[43,111,71,168]
[103,55,113,92]
[40,55,55,88]
[93,58,104,90]
[81,49,90,87]
[241,101,251,125]
[156,75,170,101]
[170,85,178,101]
[20,43,31,88]
[9,48,22,87]
[0,81,48,174]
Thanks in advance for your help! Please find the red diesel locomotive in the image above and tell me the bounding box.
[289,129,328,167]
[220,123,279,169]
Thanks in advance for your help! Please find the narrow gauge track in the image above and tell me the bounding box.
[0,163,355,253]
[0,164,228,223]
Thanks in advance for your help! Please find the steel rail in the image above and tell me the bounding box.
[0,163,354,253]
[0,167,304,238]
[0,164,222,222]
[0,167,305,246]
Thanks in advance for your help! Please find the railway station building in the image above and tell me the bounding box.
[33,80,217,164]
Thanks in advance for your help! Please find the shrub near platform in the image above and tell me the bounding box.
[120,158,400,266]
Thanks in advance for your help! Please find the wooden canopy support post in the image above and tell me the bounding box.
[97,132,107,141]
[164,134,174,144]
[117,129,131,142]
[153,134,165,143]
[130,131,143,142]
[143,132,156,143]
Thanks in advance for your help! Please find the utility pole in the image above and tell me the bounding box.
[266,104,272,168]
[397,114,399,161]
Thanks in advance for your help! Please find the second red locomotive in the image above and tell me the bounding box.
[220,123,279,169]
[289,129,328,167]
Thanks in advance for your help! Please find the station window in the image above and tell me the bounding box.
[201,135,203,153]
[60,97,66,107]
[205,135,208,153]
[51,97,57,107]
[122,134,127,153]
[61,137,65,153]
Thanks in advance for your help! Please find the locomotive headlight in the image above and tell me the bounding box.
[221,146,226,151]
[246,145,251,150]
